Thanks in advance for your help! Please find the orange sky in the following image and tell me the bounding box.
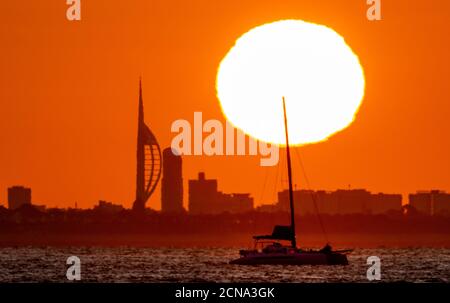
[0,0,449,209]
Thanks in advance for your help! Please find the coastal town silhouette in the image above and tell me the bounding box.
[1,84,449,248]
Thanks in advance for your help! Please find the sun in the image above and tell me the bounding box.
[216,20,365,145]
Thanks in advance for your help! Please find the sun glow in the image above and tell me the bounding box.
[216,20,365,145]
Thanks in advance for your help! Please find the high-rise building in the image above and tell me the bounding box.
[189,172,218,214]
[277,189,319,215]
[188,172,254,214]
[8,186,31,210]
[334,189,372,214]
[161,148,184,213]
[218,193,253,213]
[409,190,450,215]
[277,189,402,215]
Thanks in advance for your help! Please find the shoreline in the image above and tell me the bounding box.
[1,232,449,249]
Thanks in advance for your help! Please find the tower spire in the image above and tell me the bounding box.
[139,77,144,124]
[132,78,163,212]
[134,78,146,211]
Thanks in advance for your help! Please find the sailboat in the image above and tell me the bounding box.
[230,97,351,265]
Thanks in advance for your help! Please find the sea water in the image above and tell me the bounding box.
[0,247,448,282]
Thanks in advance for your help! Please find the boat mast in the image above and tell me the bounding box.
[282,97,297,249]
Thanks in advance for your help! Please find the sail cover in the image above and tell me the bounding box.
[253,225,294,241]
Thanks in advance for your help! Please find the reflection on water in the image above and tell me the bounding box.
[0,247,448,282]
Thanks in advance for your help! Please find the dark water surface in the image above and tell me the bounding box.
[0,247,448,282]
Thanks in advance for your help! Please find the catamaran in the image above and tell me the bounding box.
[230,97,351,265]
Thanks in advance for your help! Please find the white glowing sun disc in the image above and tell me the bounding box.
[216,20,365,145]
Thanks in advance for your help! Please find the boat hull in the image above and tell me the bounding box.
[230,251,348,266]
